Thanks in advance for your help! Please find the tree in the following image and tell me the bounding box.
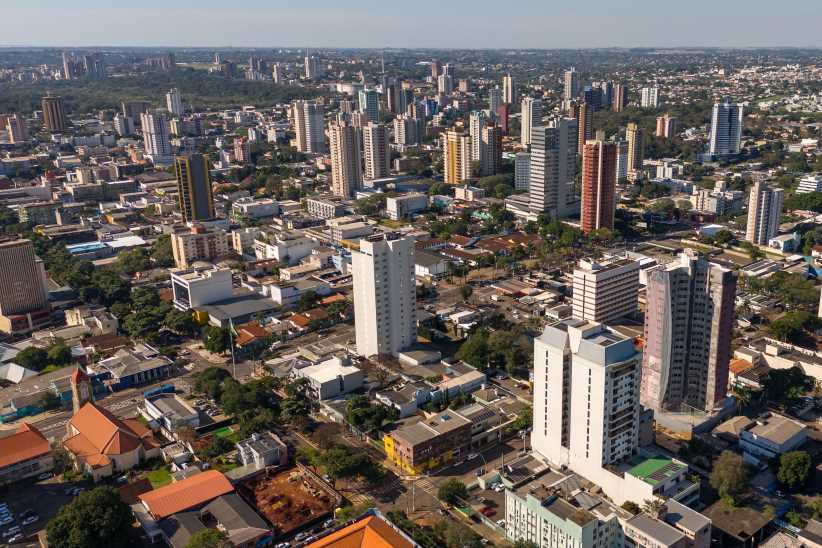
[445,521,483,548]
[642,497,666,518]
[186,529,228,548]
[47,341,73,366]
[710,451,748,505]
[621,501,640,515]
[164,309,197,336]
[151,234,174,267]
[202,326,231,354]
[437,479,468,504]
[15,347,49,371]
[46,486,134,548]
[777,451,811,490]
[297,290,320,311]
[459,284,473,302]
[513,541,540,548]
[455,329,489,369]
[114,247,150,275]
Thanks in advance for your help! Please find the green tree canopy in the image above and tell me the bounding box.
[709,451,748,505]
[15,346,49,371]
[437,479,469,504]
[777,450,812,490]
[46,486,134,548]
[185,529,228,548]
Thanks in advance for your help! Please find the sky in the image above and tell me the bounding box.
[3,0,822,49]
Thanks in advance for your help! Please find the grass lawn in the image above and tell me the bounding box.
[214,426,241,443]
[146,467,172,488]
[213,461,240,473]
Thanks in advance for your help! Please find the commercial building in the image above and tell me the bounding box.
[572,257,640,324]
[253,230,318,265]
[384,407,471,474]
[363,122,390,181]
[520,97,542,146]
[640,87,660,108]
[170,226,231,269]
[141,111,173,165]
[175,154,215,223]
[171,267,233,310]
[709,98,744,158]
[232,197,278,220]
[386,193,428,220]
[358,89,380,123]
[797,174,822,194]
[89,344,174,391]
[236,431,288,468]
[745,182,784,245]
[641,250,737,413]
[739,413,807,464]
[515,152,531,191]
[294,357,365,400]
[0,239,50,334]
[144,393,200,436]
[580,140,617,234]
[626,123,644,180]
[292,100,326,154]
[443,129,472,185]
[329,120,363,197]
[0,423,53,484]
[42,95,67,132]
[353,234,416,358]
[305,196,347,219]
[529,117,579,219]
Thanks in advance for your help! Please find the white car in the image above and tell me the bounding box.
[22,515,38,526]
[8,533,24,543]
[467,453,479,460]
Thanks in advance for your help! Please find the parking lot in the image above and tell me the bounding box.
[0,476,89,543]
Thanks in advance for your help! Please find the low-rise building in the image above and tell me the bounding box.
[305,195,347,219]
[171,267,233,310]
[89,344,174,391]
[739,413,807,464]
[386,193,428,220]
[383,408,472,474]
[231,196,279,219]
[144,393,200,436]
[454,185,485,202]
[64,306,119,335]
[236,431,288,469]
[254,230,318,265]
[0,423,53,484]
[293,357,364,400]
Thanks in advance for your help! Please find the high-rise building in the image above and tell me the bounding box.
[745,181,784,245]
[353,234,416,358]
[363,122,390,181]
[0,239,50,334]
[615,140,628,182]
[480,124,502,177]
[520,97,542,146]
[140,112,173,165]
[532,319,641,472]
[171,226,230,269]
[443,130,472,185]
[165,88,183,116]
[640,87,660,108]
[304,55,320,80]
[358,89,380,123]
[574,102,593,155]
[515,152,530,191]
[62,51,77,80]
[175,154,215,223]
[469,111,487,162]
[502,74,516,105]
[393,114,422,147]
[5,114,28,144]
[430,60,441,78]
[612,83,627,112]
[113,114,133,136]
[709,98,744,158]
[329,121,363,197]
[292,100,326,154]
[488,87,502,113]
[529,117,578,218]
[122,100,151,120]
[598,81,614,109]
[495,104,509,134]
[625,123,644,180]
[572,257,640,324]
[82,53,105,79]
[641,250,737,413]
[272,63,284,84]
[580,140,617,234]
[437,74,453,95]
[563,67,579,103]
[656,114,678,139]
[42,95,67,132]
[233,137,251,164]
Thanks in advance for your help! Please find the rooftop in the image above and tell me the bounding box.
[0,423,50,469]
[139,470,234,519]
[627,514,686,547]
[746,413,807,445]
[626,456,686,486]
[307,510,415,548]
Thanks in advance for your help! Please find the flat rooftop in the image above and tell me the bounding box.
[627,456,686,486]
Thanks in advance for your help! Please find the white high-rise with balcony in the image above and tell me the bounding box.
[165,88,183,116]
[745,181,784,245]
[353,235,417,358]
[709,98,744,157]
[520,97,542,146]
[140,112,172,166]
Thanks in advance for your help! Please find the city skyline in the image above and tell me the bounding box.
[3,0,822,49]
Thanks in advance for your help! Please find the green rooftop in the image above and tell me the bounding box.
[627,457,686,486]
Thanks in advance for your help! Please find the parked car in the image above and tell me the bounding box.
[22,515,38,526]
[3,526,21,538]
[36,472,53,481]
[0,517,14,527]
[467,453,479,461]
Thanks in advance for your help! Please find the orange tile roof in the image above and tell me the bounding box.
[138,470,234,519]
[67,402,145,456]
[730,358,753,375]
[307,514,414,548]
[320,293,346,305]
[0,423,50,469]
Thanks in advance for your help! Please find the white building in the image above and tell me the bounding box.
[363,123,390,181]
[294,357,365,400]
[572,258,640,324]
[140,112,172,166]
[640,87,660,108]
[709,98,744,158]
[521,97,542,146]
[231,197,279,220]
[253,231,318,265]
[171,267,233,310]
[165,88,183,116]
[469,111,487,162]
[502,74,516,104]
[739,413,807,464]
[236,431,288,468]
[353,235,416,358]
[386,193,428,220]
[745,181,784,245]
[292,100,325,154]
[796,174,822,194]
[529,117,579,219]
[615,140,628,182]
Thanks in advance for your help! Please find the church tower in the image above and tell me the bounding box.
[70,367,93,415]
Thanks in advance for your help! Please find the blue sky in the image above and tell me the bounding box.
[4,0,821,49]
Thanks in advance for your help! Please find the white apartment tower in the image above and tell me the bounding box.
[353,235,417,358]
[292,100,326,154]
[532,319,641,472]
[640,87,659,108]
[528,117,578,218]
[709,97,744,157]
[165,88,183,116]
[488,87,502,113]
[140,112,172,166]
[362,122,390,181]
[469,111,487,162]
[502,74,516,105]
[520,97,543,146]
[745,181,784,245]
[572,258,640,324]
[329,121,363,197]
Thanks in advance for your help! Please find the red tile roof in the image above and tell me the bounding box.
[139,470,234,519]
[0,423,50,469]
[307,514,414,548]
[64,403,159,467]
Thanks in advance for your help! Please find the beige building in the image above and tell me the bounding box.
[443,129,471,184]
[626,122,644,180]
[572,257,640,324]
[0,239,50,334]
[170,226,231,269]
[362,123,390,181]
[42,95,67,132]
[329,120,363,197]
[292,100,325,154]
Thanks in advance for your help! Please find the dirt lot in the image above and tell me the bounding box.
[238,467,336,536]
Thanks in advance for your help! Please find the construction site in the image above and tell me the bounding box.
[238,464,340,537]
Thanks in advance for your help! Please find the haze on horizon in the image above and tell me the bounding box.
[3,0,822,50]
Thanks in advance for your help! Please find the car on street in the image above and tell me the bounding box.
[0,517,14,527]
[37,472,53,481]
[496,519,506,528]
[21,514,38,526]
[467,453,479,460]
[2,526,21,538]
